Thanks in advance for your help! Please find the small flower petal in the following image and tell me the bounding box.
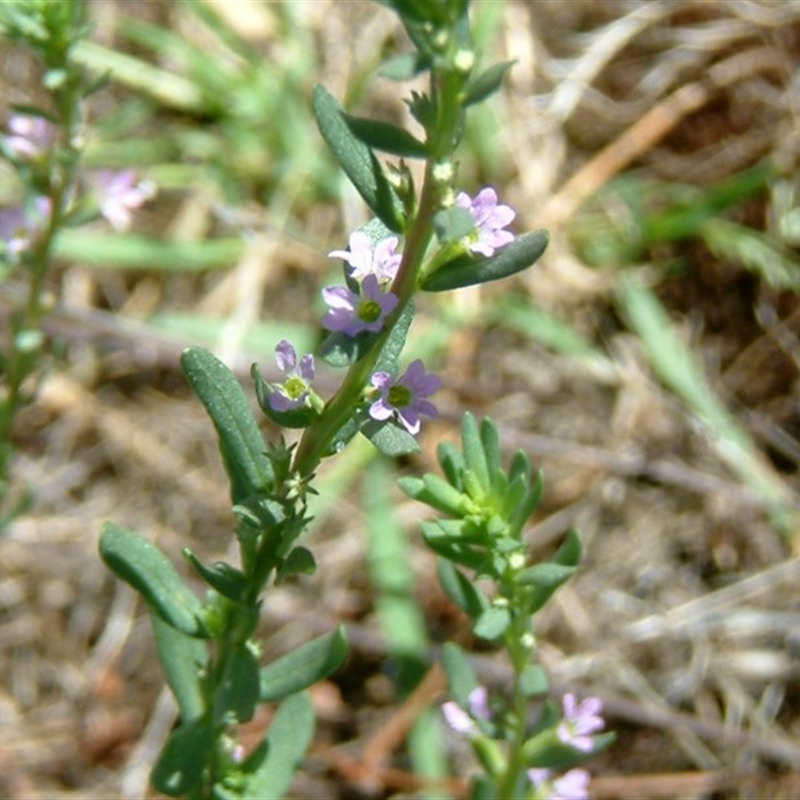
[329,231,402,283]
[275,340,298,373]
[268,340,315,412]
[442,701,476,735]
[455,186,516,257]
[552,769,591,800]
[557,694,604,753]
[322,274,397,336]
[368,359,440,435]
[94,170,156,231]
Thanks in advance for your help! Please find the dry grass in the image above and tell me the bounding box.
[3,1,800,798]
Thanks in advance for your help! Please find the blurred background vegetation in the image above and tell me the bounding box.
[3,1,800,798]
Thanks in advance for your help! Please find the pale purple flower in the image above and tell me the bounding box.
[321,273,398,337]
[328,231,402,284]
[0,197,51,257]
[557,694,604,753]
[93,170,156,230]
[5,115,54,159]
[369,359,441,435]
[441,701,475,735]
[268,340,315,411]
[442,686,491,736]
[455,186,515,257]
[528,768,590,800]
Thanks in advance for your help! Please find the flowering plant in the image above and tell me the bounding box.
[94,1,609,798]
[0,0,155,521]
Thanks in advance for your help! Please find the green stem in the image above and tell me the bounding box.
[498,668,530,799]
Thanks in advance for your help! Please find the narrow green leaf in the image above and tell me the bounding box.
[181,347,273,504]
[183,549,248,603]
[151,715,214,797]
[54,230,242,270]
[398,473,470,516]
[441,642,480,708]
[99,523,207,637]
[702,218,800,290]
[374,299,415,374]
[362,419,421,457]
[259,627,348,703]
[437,440,465,490]
[461,412,490,495]
[519,664,549,697]
[473,604,511,640]
[509,469,544,536]
[214,644,260,725]
[420,229,549,292]
[515,563,576,588]
[421,521,486,571]
[312,84,404,232]
[320,329,378,368]
[276,545,317,581]
[378,52,427,81]
[480,417,501,479]
[244,692,315,799]
[344,113,428,158]
[437,557,488,619]
[526,529,582,614]
[462,60,516,106]
[151,611,208,723]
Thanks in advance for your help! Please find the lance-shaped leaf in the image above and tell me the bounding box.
[183,549,249,603]
[420,229,549,292]
[461,412,490,495]
[437,557,489,619]
[421,520,486,571]
[398,473,471,517]
[344,113,428,158]
[462,60,516,107]
[526,528,582,614]
[473,604,511,641]
[361,418,420,457]
[99,522,207,637]
[181,347,273,504]
[312,84,405,232]
[259,626,348,703]
[151,611,208,723]
[151,714,214,797]
[441,642,480,709]
[243,691,315,799]
[213,643,260,725]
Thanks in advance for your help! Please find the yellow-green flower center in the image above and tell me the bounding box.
[358,299,382,323]
[284,376,307,400]
[387,385,412,408]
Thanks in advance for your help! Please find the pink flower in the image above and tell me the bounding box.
[5,115,54,160]
[529,768,591,800]
[557,694,604,753]
[93,170,156,230]
[268,340,315,411]
[0,197,51,257]
[321,273,398,337]
[328,231,402,284]
[369,359,441,435]
[455,186,515,257]
[441,686,491,736]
